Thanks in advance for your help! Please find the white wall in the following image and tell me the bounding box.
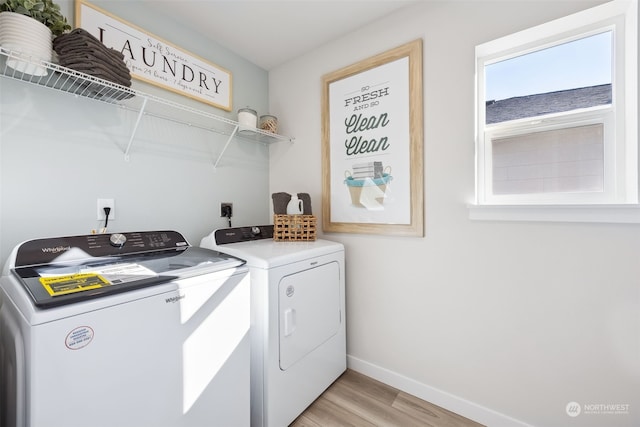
[0,0,271,266]
[269,1,640,426]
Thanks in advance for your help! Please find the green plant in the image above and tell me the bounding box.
[0,0,71,36]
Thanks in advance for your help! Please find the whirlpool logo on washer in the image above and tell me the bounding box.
[286,285,295,297]
[41,245,71,254]
[165,294,185,304]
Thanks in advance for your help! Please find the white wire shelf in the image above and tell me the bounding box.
[0,46,294,165]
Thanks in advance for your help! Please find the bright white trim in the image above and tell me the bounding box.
[475,0,638,207]
[623,0,638,202]
[347,355,534,427]
[475,0,631,61]
[468,203,640,223]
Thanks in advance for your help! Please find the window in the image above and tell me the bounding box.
[474,0,637,212]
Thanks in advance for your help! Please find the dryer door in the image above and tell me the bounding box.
[278,261,341,370]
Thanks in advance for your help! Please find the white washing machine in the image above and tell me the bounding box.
[0,230,251,427]
[201,225,346,427]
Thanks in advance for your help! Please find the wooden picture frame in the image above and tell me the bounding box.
[321,39,424,236]
[76,0,232,111]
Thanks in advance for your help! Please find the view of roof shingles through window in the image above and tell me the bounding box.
[484,30,612,125]
[485,83,612,124]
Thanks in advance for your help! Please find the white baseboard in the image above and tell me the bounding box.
[347,355,534,427]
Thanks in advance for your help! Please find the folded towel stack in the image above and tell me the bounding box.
[53,28,132,88]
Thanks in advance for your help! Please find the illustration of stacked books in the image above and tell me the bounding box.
[352,161,384,179]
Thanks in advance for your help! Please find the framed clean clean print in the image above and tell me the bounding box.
[321,39,424,236]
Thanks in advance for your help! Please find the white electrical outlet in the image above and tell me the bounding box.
[97,198,115,220]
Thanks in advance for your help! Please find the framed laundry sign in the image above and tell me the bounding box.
[321,39,424,236]
[75,0,232,111]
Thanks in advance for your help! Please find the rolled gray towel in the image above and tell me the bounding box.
[53,28,132,87]
[60,60,132,86]
[59,51,131,79]
[297,193,312,215]
[272,192,291,215]
[54,28,125,61]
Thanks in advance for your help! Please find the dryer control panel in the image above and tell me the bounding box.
[214,225,274,245]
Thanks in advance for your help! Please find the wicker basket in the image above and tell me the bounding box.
[273,215,317,241]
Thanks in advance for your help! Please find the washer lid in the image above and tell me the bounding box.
[9,231,245,308]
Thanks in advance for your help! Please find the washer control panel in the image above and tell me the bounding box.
[14,231,190,267]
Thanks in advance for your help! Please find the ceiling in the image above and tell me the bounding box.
[145,1,417,70]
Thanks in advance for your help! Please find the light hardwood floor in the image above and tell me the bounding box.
[290,370,485,427]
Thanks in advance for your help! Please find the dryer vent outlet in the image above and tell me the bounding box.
[221,203,233,217]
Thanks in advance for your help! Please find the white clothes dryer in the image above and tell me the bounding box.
[201,225,346,427]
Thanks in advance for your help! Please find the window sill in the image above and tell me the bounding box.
[467,204,640,224]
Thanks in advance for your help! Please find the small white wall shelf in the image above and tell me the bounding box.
[0,47,294,166]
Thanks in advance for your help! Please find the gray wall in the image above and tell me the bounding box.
[269,1,639,427]
[0,0,275,267]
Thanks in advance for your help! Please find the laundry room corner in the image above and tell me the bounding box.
[0,0,274,268]
[268,1,640,427]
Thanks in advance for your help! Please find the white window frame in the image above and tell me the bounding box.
[471,0,638,223]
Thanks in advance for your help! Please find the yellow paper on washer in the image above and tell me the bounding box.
[39,273,110,296]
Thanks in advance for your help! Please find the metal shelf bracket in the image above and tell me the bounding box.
[214,125,239,169]
[0,47,295,167]
[124,97,148,161]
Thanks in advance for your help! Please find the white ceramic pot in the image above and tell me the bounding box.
[286,195,304,215]
[0,11,52,76]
